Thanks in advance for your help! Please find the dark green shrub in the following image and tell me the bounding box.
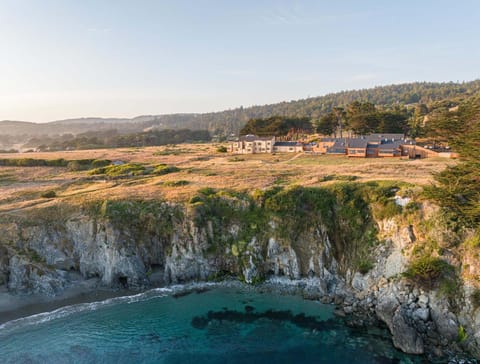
[471,288,480,308]
[91,159,111,168]
[163,180,190,187]
[404,201,420,213]
[46,158,67,167]
[358,260,374,274]
[372,200,402,220]
[41,190,57,198]
[216,146,228,153]
[197,187,216,196]
[320,174,358,182]
[89,163,146,177]
[229,157,245,162]
[153,164,180,175]
[404,256,453,287]
[67,160,85,171]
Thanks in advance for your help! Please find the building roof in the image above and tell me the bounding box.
[347,138,368,148]
[327,139,347,152]
[273,141,302,147]
[377,140,403,150]
[367,133,405,142]
[239,134,274,142]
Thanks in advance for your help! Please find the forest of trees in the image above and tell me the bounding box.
[315,102,410,136]
[36,129,211,151]
[140,80,480,137]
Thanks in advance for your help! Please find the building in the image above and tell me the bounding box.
[230,133,453,158]
[273,141,303,153]
[400,144,458,159]
[230,135,275,154]
[314,138,337,154]
[377,140,403,157]
[326,139,348,155]
[346,138,368,157]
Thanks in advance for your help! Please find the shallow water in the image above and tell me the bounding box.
[0,283,425,364]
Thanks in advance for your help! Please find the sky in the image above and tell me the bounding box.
[0,0,479,122]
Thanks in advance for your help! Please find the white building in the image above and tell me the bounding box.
[230,135,275,154]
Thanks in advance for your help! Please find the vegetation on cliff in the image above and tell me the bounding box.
[424,95,480,231]
[185,182,406,278]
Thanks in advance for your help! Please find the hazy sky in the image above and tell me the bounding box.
[1,0,479,122]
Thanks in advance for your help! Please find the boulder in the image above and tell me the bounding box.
[376,290,400,329]
[391,307,424,354]
[412,307,430,322]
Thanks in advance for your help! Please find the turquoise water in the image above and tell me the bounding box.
[0,283,424,364]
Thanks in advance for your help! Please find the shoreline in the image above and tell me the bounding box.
[0,282,138,325]
[0,278,477,363]
[0,277,325,326]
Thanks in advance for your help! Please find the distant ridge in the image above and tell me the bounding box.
[1,80,480,138]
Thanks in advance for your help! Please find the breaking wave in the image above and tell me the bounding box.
[0,281,221,334]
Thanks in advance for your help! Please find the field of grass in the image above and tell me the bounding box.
[0,143,456,213]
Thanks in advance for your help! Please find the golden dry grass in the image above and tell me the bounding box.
[0,143,456,212]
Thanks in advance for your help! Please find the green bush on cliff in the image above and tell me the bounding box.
[263,183,382,274]
[359,181,405,220]
[457,325,468,343]
[471,289,480,308]
[91,199,182,240]
[404,256,454,288]
[189,188,268,252]
[357,260,374,274]
[264,185,336,235]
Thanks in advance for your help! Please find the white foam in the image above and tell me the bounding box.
[265,276,322,287]
[0,281,220,334]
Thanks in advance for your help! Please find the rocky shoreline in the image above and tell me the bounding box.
[1,190,479,361]
[0,277,477,363]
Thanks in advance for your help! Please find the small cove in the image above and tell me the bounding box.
[0,282,428,364]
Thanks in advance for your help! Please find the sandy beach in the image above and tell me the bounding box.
[0,280,138,325]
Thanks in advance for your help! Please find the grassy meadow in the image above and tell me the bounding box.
[0,143,455,213]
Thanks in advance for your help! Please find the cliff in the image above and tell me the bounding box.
[0,183,478,359]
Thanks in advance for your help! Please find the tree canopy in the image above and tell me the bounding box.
[240,116,313,136]
[424,95,480,229]
[37,129,211,151]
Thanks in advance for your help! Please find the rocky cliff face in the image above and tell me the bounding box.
[0,186,478,359]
